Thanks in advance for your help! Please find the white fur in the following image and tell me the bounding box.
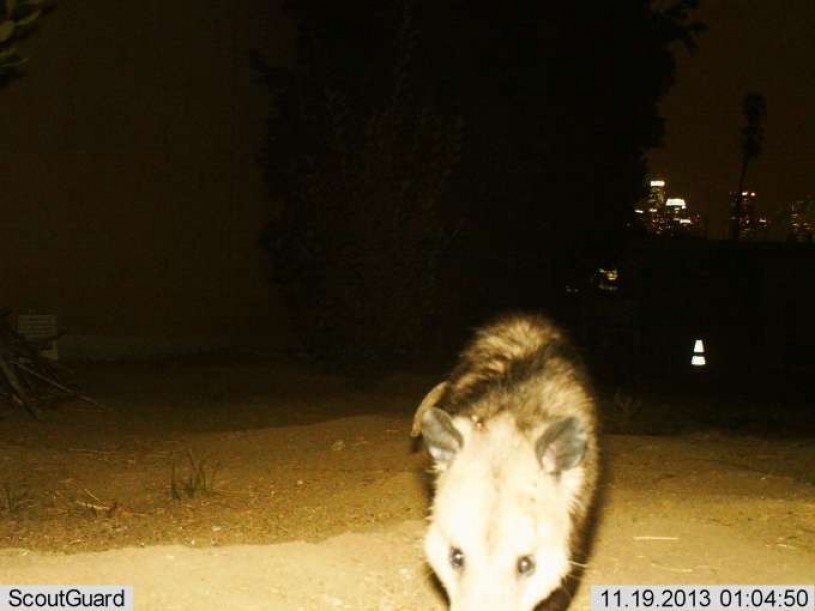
[426,413,585,611]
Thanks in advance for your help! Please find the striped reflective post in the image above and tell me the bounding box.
[691,339,706,367]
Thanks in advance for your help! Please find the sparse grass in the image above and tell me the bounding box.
[170,451,220,500]
[612,389,643,423]
[1,482,33,514]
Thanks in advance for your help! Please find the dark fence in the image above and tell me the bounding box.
[577,240,815,396]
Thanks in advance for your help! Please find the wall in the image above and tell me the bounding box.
[1,1,295,358]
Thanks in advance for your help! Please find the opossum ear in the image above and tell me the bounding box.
[422,407,464,464]
[535,416,587,474]
[411,382,448,438]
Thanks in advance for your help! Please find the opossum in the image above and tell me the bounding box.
[412,313,599,611]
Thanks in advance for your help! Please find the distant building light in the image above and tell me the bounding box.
[650,180,666,187]
[666,198,687,208]
[635,208,644,214]
[594,268,619,292]
[691,339,706,367]
[678,218,692,224]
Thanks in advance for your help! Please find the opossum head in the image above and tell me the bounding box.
[422,408,588,611]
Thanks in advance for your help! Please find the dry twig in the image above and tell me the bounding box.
[0,308,98,418]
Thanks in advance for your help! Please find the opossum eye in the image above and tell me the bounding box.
[449,547,465,570]
[516,555,536,577]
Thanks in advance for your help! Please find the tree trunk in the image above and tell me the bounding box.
[731,154,749,241]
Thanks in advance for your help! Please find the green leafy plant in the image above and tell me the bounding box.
[0,0,48,86]
[731,92,768,240]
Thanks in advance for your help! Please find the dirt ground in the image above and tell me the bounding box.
[0,359,813,610]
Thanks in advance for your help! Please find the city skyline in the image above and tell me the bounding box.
[647,0,815,239]
[634,178,705,237]
[636,174,815,242]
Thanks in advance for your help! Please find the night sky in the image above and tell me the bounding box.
[647,0,815,239]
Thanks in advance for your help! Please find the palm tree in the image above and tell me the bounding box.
[731,92,767,241]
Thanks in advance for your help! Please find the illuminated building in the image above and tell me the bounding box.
[729,191,769,240]
[634,179,704,238]
[647,179,667,208]
[665,197,687,228]
[787,198,815,242]
[592,267,619,292]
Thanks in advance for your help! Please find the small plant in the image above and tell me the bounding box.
[612,389,643,423]
[1,481,33,514]
[170,451,220,500]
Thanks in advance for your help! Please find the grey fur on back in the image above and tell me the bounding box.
[442,314,594,427]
